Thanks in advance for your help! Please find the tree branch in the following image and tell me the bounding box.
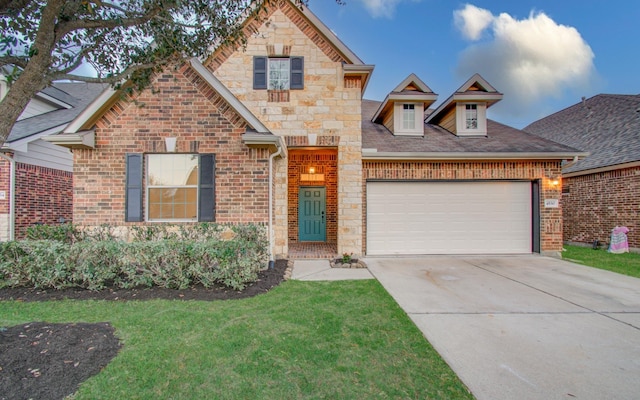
[55,5,166,39]
[0,0,31,15]
[0,56,28,69]
[52,61,162,83]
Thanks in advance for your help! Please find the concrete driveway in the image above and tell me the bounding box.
[365,255,640,400]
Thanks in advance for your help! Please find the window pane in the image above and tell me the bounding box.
[148,154,198,186]
[403,104,415,130]
[465,104,478,129]
[148,188,197,220]
[268,58,290,90]
[147,154,199,221]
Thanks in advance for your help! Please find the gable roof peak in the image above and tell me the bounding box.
[392,73,435,94]
[457,73,499,94]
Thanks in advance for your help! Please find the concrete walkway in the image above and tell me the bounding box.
[290,259,374,281]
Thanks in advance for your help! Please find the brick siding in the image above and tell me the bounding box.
[14,163,73,238]
[563,166,640,249]
[72,63,271,228]
[363,160,564,254]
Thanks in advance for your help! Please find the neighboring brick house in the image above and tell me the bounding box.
[525,94,640,251]
[0,78,107,240]
[47,0,582,259]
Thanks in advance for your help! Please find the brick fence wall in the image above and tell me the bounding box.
[15,163,73,238]
[563,166,640,249]
[363,160,564,255]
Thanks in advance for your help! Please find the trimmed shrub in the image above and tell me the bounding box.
[0,223,269,291]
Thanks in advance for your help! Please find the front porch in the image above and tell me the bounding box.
[288,242,339,260]
[287,148,338,247]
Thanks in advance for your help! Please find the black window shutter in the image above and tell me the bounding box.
[198,154,216,222]
[125,153,143,222]
[253,56,267,90]
[290,56,304,89]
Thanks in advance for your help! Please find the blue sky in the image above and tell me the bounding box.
[307,0,640,128]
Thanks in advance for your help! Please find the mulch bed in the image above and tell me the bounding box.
[0,259,288,400]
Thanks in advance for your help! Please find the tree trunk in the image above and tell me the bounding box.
[0,0,63,147]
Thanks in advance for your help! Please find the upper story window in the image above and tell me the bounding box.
[253,56,304,91]
[402,104,415,130]
[465,104,478,129]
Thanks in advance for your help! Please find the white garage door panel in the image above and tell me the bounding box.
[367,181,532,255]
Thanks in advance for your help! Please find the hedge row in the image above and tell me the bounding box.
[1,224,268,291]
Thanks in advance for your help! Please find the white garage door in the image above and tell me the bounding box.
[366,181,532,255]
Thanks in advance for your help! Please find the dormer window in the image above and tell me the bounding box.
[465,104,478,129]
[403,104,415,130]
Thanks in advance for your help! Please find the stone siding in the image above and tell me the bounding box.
[210,4,364,256]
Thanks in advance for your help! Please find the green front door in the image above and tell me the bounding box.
[298,187,326,242]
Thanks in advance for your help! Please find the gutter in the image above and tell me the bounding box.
[0,152,15,241]
[362,150,589,161]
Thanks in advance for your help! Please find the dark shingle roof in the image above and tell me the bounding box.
[362,99,580,155]
[524,94,640,173]
[7,82,109,143]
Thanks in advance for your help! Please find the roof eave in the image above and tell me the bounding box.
[343,64,374,94]
[362,150,589,161]
[42,130,95,149]
[300,5,364,64]
[242,133,287,156]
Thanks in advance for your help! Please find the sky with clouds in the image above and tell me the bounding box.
[308,0,640,128]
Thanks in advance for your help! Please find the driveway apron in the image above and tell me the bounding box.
[365,255,640,400]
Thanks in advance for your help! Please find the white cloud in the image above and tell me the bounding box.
[357,0,409,19]
[453,5,596,118]
[454,4,493,40]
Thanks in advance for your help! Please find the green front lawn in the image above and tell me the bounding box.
[563,245,640,278]
[1,280,472,399]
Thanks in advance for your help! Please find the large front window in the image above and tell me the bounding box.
[147,154,198,221]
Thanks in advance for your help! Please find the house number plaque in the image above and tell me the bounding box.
[544,199,559,208]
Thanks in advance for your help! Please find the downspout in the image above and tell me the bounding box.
[0,152,15,241]
[268,139,284,269]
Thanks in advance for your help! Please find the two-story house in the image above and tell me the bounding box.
[46,0,582,260]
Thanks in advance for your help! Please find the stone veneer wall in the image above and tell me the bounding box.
[72,63,271,228]
[363,160,564,256]
[209,4,364,257]
[563,166,640,249]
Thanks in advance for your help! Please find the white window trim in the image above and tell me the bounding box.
[394,102,424,136]
[145,154,199,222]
[268,58,290,90]
[456,102,487,136]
